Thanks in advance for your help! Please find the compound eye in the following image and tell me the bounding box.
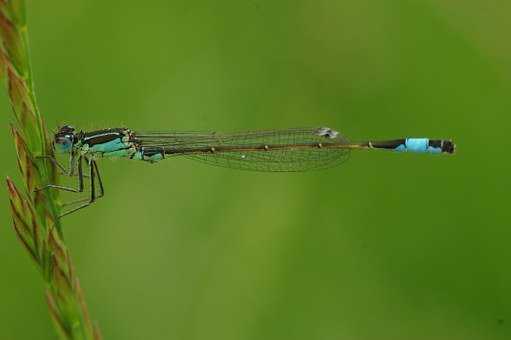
[55,135,73,153]
[56,135,69,144]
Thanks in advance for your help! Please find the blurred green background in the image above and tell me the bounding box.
[1,0,510,339]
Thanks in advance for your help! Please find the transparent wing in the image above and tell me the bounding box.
[132,127,351,172]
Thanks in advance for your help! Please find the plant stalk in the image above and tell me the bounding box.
[0,1,101,339]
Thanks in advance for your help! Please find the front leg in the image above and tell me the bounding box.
[36,155,85,193]
[36,154,89,178]
[36,155,69,176]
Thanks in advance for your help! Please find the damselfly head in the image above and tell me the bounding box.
[54,125,76,153]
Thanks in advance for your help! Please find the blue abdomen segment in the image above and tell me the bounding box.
[394,138,443,154]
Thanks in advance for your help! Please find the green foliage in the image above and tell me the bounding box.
[0,1,508,339]
[0,1,100,339]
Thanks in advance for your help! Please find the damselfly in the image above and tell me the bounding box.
[40,125,455,217]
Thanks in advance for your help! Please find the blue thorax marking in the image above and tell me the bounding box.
[89,138,128,153]
[78,130,165,161]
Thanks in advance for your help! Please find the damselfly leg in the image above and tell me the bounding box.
[36,154,89,178]
[36,155,104,218]
[36,155,84,193]
[59,159,104,217]
[36,155,68,175]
